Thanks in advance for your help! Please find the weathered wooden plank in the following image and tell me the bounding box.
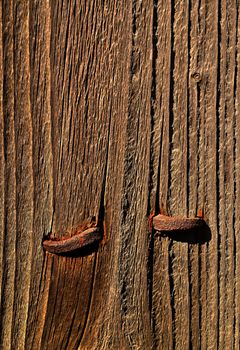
[0,1,240,349]
[39,1,119,348]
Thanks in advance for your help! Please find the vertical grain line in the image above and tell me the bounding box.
[197,243,202,347]
[186,0,191,212]
[118,0,137,326]
[233,4,239,347]
[216,0,221,348]
[168,2,176,346]
[49,0,56,226]
[25,1,54,348]
[167,0,175,207]
[76,251,98,348]
[130,0,136,76]
[147,0,159,216]
[11,1,34,347]
[186,1,191,347]
[0,0,4,310]
[168,240,176,349]
[147,0,158,336]
[0,1,16,347]
[48,0,55,236]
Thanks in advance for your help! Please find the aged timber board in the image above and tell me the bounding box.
[0,1,239,350]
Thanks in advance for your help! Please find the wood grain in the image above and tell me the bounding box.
[26,1,53,348]
[0,1,240,349]
[235,3,240,348]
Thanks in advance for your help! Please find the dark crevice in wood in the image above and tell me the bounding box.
[29,254,46,349]
[62,6,71,83]
[37,255,51,350]
[41,259,60,345]
[193,1,202,210]
[0,2,4,338]
[0,225,7,343]
[147,0,158,337]
[216,1,221,348]
[188,247,193,350]
[49,0,56,227]
[234,5,239,344]
[233,5,238,114]
[27,7,42,344]
[187,3,191,342]
[147,224,154,328]
[28,2,36,214]
[130,0,136,76]
[65,306,77,350]
[0,0,6,334]
[155,138,162,217]
[232,4,238,343]
[132,0,136,35]
[186,0,191,214]
[233,200,237,343]
[198,244,202,347]
[196,83,201,208]
[76,252,98,349]
[167,0,175,209]
[167,2,176,346]
[97,133,109,230]
[147,0,158,216]
[147,229,155,337]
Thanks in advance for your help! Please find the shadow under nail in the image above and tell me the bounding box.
[155,222,211,244]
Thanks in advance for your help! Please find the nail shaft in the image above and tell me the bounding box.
[153,214,205,232]
[43,227,101,254]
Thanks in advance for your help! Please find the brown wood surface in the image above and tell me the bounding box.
[0,1,240,349]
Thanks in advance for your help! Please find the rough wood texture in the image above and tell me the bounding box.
[0,1,240,349]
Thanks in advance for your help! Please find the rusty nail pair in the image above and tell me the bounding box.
[43,211,206,255]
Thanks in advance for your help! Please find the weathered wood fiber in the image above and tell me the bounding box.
[0,1,240,349]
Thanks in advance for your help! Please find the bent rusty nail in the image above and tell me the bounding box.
[43,227,101,254]
[153,214,205,232]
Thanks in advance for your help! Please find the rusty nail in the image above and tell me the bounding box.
[43,226,101,254]
[153,214,206,232]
